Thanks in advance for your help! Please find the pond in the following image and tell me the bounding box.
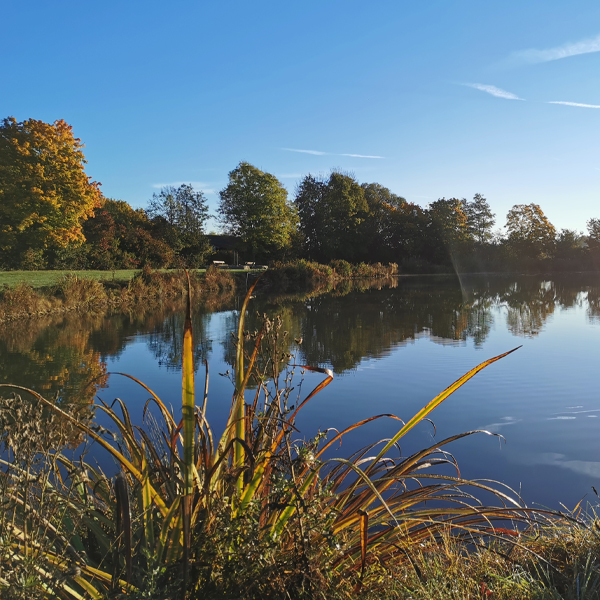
[1,273,599,511]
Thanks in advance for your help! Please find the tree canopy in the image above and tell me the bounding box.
[148,184,211,267]
[0,117,103,267]
[218,162,297,261]
[295,171,368,262]
[505,203,556,259]
[463,193,495,244]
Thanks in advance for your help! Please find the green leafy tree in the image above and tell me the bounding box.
[555,228,584,261]
[425,198,470,264]
[505,203,556,259]
[587,218,600,250]
[218,162,297,262]
[83,199,174,268]
[317,172,368,261]
[463,193,495,244]
[587,218,600,267]
[385,202,429,263]
[359,182,407,261]
[148,184,211,266]
[294,174,327,260]
[294,171,368,262]
[0,117,103,268]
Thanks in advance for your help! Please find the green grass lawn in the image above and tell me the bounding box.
[0,270,141,289]
[0,268,257,289]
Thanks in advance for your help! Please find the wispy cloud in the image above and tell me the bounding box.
[463,83,524,100]
[282,148,384,159]
[152,181,217,194]
[282,148,327,156]
[548,100,600,109]
[341,153,385,159]
[508,33,600,65]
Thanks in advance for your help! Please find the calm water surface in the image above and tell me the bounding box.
[1,273,599,510]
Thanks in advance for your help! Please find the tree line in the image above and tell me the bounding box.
[1,116,599,271]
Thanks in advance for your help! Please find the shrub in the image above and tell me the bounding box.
[0,283,53,320]
[330,259,353,277]
[202,264,235,291]
[54,273,108,308]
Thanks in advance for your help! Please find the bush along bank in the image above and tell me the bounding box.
[0,266,236,322]
[260,260,400,291]
[0,261,403,320]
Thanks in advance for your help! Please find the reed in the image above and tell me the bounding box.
[0,274,588,599]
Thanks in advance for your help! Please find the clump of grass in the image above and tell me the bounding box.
[329,259,354,277]
[0,283,55,320]
[263,260,334,291]
[0,392,89,599]
[345,514,600,600]
[1,273,593,599]
[265,260,399,292]
[0,268,239,323]
[53,273,108,308]
[201,264,235,291]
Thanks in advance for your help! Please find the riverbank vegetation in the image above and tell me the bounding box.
[0,267,235,322]
[2,281,599,599]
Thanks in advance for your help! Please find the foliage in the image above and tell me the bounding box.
[555,228,585,261]
[505,203,556,260]
[148,184,212,267]
[218,162,297,262]
[0,269,236,322]
[426,198,471,263]
[358,183,412,262]
[587,218,600,254]
[329,259,353,277]
[83,198,175,269]
[463,193,496,244]
[295,171,368,262]
[0,117,103,268]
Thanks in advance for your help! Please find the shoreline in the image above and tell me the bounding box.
[1,264,598,323]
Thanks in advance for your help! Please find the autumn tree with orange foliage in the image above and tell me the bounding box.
[0,117,103,268]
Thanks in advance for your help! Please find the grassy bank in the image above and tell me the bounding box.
[2,281,598,599]
[0,269,140,289]
[0,268,261,290]
[0,267,236,322]
[0,262,401,322]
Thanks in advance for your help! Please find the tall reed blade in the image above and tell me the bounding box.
[368,346,521,473]
[182,271,195,586]
[233,276,261,495]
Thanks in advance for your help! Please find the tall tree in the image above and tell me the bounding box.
[83,199,174,268]
[218,162,297,261]
[294,171,368,262]
[555,228,584,261]
[318,172,368,261]
[587,218,600,250]
[359,182,407,261]
[425,198,470,263]
[0,117,103,267]
[463,193,495,244]
[294,174,327,260]
[587,218,600,265]
[505,203,556,259]
[148,184,211,266]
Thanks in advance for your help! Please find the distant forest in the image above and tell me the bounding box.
[1,117,599,272]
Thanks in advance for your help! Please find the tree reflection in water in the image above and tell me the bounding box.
[1,274,598,434]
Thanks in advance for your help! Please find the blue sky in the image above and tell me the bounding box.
[2,1,599,233]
